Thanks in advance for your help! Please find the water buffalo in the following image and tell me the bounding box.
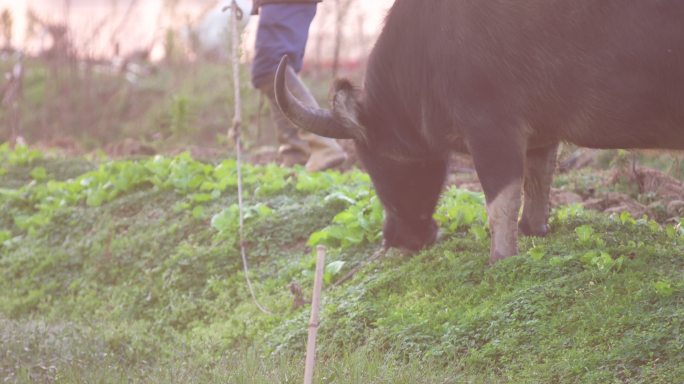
[275,0,684,263]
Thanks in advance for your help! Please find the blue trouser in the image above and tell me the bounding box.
[251,3,317,88]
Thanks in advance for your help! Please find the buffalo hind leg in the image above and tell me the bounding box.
[467,132,525,264]
[519,143,559,237]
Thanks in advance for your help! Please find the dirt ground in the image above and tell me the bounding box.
[448,152,683,222]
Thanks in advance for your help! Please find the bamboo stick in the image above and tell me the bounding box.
[304,245,326,384]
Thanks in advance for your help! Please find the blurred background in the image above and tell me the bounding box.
[0,0,393,155]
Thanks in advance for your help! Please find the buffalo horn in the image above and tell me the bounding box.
[274,55,364,141]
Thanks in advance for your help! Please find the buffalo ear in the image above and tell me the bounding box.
[331,79,367,142]
[274,55,366,141]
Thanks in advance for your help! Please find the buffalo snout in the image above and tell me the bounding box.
[382,214,438,252]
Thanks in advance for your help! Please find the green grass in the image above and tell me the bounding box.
[1,148,683,383]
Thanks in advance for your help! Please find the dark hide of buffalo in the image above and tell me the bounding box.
[275,0,684,263]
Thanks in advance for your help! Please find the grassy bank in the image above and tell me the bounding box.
[1,145,683,383]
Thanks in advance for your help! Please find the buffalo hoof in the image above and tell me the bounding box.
[488,247,518,265]
[518,220,549,237]
[488,251,516,265]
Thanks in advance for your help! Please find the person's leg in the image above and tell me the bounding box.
[252,4,346,171]
[258,73,309,167]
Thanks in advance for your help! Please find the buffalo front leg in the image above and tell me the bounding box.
[519,143,559,237]
[467,132,525,264]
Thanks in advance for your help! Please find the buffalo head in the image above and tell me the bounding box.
[274,56,447,252]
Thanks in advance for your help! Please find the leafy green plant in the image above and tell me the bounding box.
[295,170,354,193]
[308,184,490,251]
[553,203,585,222]
[469,224,488,241]
[0,153,251,234]
[433,188,487,236]
[664,221,684,239]
[0,142,43,166]
[653,280,674,298]
[575,224,605,248]
[324,260,346,285]
[619,211,637,225]
[580,250,624,272]
[308,190,383,249]
[253,164,291,196]
[165,153,213,193]
[30,167,48,181]
[575,225,594,244]
[0,230,10,244]
[527,244,546,261]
